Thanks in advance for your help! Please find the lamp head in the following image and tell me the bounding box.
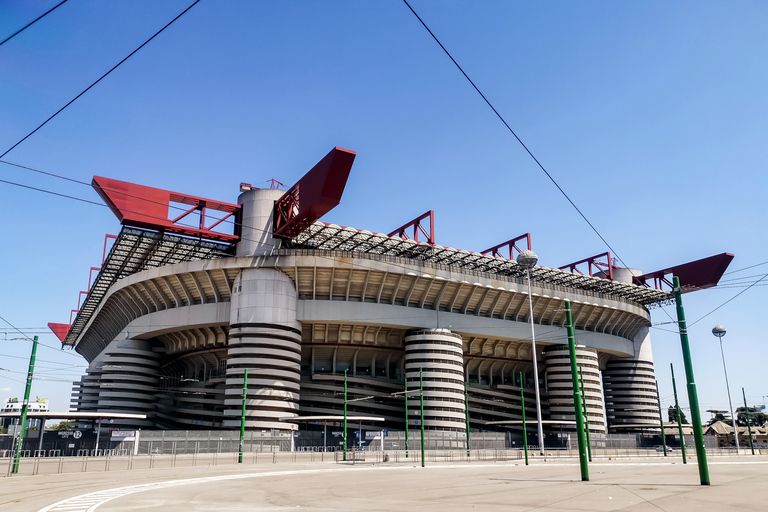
[712,325,726,338]
[516,250,538,268]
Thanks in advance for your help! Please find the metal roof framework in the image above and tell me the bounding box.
[289,222,672,305]
[64,227,231,346]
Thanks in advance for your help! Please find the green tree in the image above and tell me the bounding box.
[49,420,74,431]
[706,409,729,426]
[736,407,766,427]
[668,405,688,424]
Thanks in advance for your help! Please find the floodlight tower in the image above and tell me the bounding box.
[517,250,545,456]
[712,325,739,454]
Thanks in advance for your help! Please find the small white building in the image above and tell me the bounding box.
[1,397,49,429]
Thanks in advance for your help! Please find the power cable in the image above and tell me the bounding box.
[400,1,683,331]
[0,0,202,159]
[0,0,69,47]
[688,272,768,327]
[401,0,632,272]
[0,314,81,357]
[723,260,768,276]
[0,178,106,207]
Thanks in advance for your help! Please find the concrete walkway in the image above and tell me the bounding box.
[1,456,766,511]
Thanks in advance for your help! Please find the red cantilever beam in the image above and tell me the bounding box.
[273,147,357,239]
[92,176,241,243]
[481,234,531,260]
[559,252,616,280]
[47,323,70,343]
[633,253,734,292]
[387,210,435,245]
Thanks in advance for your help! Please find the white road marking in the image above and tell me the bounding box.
[36,459,768,511]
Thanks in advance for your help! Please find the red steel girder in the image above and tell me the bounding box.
[633,253,734,293]
[387,210,435,245]
[47,323,71,343]
[560,252,616,281]
[273,147,356,239]
[92,176,241,243]
[481,234,531,260]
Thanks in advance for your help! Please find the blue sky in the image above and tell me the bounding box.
[1,1,766,420]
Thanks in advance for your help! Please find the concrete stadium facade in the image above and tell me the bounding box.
[66,185,672,442]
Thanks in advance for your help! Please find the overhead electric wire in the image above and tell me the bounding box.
[400,2,685,333]
[0,314,81,357]
[0,178,106,207]
[0,0,202,160]
[723,260,768,276]
[401,0,633,273]
[0,0,70,47]
[688,272,768,327]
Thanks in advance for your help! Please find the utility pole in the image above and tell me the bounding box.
[673,276,710,485]
[578,366,592,462]
[520,371,529,465]
[742,388,755,455]
[12,335,38,474]
[564,301,589,481]
[464,381,471,458]
[404,375,409,458]
[655,380,667,456]
[343,370,348,462]
[420,367,425,468]
[238,368,248,463]
[670,363,687,463]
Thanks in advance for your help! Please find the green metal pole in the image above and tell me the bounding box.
[673,276,710,485]
[12,336,38,474]
[464,381,471,458]
[520,371,529,465]
[420,367,425,468]
[671,363,687,463]
[343,370,348,462]
[564,301,589,481]
[238,368,248,463]
[578,366,592,462]
[742,388,755,455]
[404,375,409,458]
[655,380,667,457]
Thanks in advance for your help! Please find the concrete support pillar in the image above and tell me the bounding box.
[225,268,301,431]
[603,328,659,430]
[544,345,606,434]
[97,338,160,429]
[404,328,466,432]
[236,188,284,257]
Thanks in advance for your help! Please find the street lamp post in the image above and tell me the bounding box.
[12,335,38,474]
[712,325,740,454]
[343,370,348,461]
[516,250,545,456]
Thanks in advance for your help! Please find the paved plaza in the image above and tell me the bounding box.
[1,455,767,511]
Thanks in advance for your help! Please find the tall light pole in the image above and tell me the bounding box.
[517,250,545,455]
[12,335,38,474]
[712,325,739,454]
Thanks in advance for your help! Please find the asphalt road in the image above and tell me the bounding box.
[1,457,767,511]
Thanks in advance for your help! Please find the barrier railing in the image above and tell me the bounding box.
[3,446,765,477]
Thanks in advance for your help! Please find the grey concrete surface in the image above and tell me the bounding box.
[1,457,767,511]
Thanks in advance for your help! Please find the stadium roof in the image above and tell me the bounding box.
[63,227,231,346]
[58,221,673,347]
[289,222,673,305]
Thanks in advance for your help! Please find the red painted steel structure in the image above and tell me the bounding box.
[47,323,70,343]
[387,210,435,245]
[102,234,117,264]
[272,147,356,239]
[92,176,241,244]
[481,234,532,260]
[560,252,617,281]
[633,253,734,293]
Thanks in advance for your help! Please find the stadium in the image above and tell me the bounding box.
[50,147,732,447]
